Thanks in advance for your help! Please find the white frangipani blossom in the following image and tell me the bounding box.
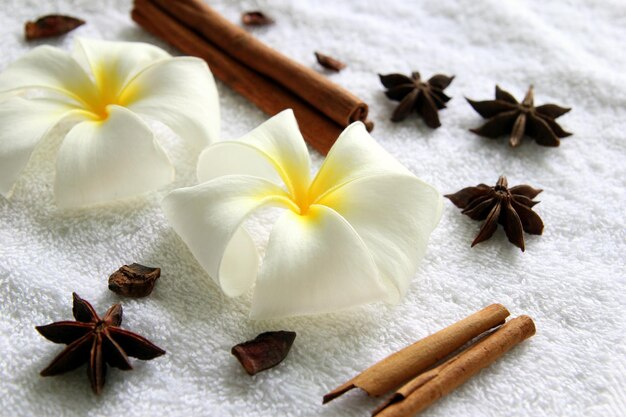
[163,110,442,319]
[0,38,219,207]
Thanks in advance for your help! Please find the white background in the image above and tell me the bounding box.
[0,0,625,416]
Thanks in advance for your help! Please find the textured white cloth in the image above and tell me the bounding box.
[1,0,625,416]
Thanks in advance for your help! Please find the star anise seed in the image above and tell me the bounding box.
[36,293,165,394]
[379,71,454,128]
[241,11,274,26]
[467,85,572,147]
[25,15,85,41]
[445,176,544,251]
[315,52,346,72]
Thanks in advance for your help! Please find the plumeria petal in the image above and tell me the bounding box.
[197,110,309,201]
[310,124,442,299]
[0,45,97,106]
[0,97,82,197]
[197,140,281,185]
[54,105,173,207]
[250,205,388,319]
[73,38,170,99]
[121,57,220,149]
[309,121,411,202]
[317,175,442,300]
[162,176,296,297]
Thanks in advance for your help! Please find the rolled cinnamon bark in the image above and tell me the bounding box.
[150,0,369,128]
[323,304,510,403]
[132,0,343,154]
[372,315,536,417]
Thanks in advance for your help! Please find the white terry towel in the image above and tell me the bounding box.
[0,0,625,416]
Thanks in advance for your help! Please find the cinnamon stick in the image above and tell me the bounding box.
[132,0,343,154]
[323,304,510,403]
[149,0,369,128]
[373,315,536,417]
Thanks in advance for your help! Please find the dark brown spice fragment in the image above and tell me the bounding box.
[25,15,85,40]
[241,11,274,26]
[467,85,572,147]
[445,176,544,251]
[315,52,346,72]
[108,263,161,298]
[36,293,165,394]
[379,71,454,128]
[231,331,296,375]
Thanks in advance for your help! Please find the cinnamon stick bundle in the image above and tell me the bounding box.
[373,315,536,417]
[132,0,372,154]
[324,304,510,403]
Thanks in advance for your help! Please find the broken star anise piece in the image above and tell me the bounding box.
[36,293,165,394]
[108,263,161,298]
[445,176,544,251]
[379,71,454,128]
[232,331,296,375]
[467,85,572,147]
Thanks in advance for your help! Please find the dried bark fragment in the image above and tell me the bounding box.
[241,11,274,26]
[25,15,85,40]
[108,263,161,297]
[315,52,346,72]
[232,331,296,375]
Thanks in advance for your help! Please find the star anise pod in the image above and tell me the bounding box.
[467,85,572,147]
[445,176,544,251]
[379,71,454,128]
[36,293,165,394]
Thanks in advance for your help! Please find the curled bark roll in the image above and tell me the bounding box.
[149,0,370,128]
[323,304,510,403]
[132,0,343,154]
[373,315,536,417]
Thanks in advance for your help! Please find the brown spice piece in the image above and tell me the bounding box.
[156,0,369,126]
[445,176,544,251]
[36,293,165,394]
[108,263,161,297]
[373,315,536,417]
[467,85,572,147]
[131,0,373,155]
[323,304,509,403]
[25,15,85,40]
[315,52,346,72]
[241,11,274,26]
[232,331,296,375]
[379,71,454,128]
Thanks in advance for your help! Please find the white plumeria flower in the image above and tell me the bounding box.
[0,38,219,207]
[163,110,442,319]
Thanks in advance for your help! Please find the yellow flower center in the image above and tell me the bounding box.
[75,62,131,121]
[292,190,311,216]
